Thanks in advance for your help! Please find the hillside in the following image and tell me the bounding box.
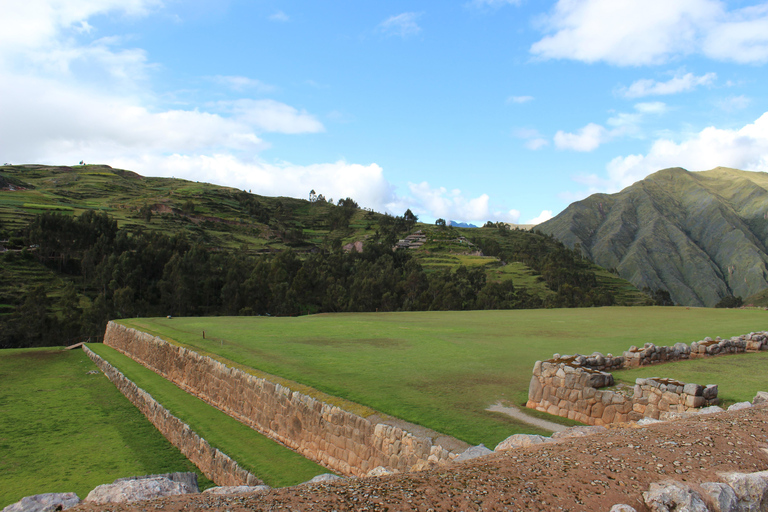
[538,167,768,307]
[0,164,646,348]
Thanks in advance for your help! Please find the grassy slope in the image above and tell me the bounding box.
[120,307,767,447]
[87,344,328,487]
[0,348,212,509]
[538,167,768,307]
[0,164,646,311]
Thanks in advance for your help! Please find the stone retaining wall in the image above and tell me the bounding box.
[83,345,262,487]
[103,322,451,478]
[526,330,767,426]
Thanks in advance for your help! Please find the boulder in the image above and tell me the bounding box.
[202,486,271,495]
[700,482,739,512]
[698,405,725,415]
[494,434,551,451]
[1,493,80,512]
[703,385,719,399]
[720,471,768,511]
[752,391,768,406]
[643,480,708,512]
[84,476,197,504]
[609,505,637,512]
[637,417,664,425]
[304,474,345,485]
[454,444,494,462]
[551,426,607,439]
[112,472,198,491]
[366,466,397,478]
[727,402,753,412]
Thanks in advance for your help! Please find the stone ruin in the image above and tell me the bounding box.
[526,331,768,426]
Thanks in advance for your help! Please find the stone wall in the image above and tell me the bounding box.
[526,330,767,426]
[525,360,716,425]
[103,322,452,478]
[83,345,263,487]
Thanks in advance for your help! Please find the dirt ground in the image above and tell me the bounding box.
[73,405,768,512]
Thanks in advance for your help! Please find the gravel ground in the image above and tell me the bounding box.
[72,405,768,512]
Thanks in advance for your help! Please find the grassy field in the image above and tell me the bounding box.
[0,348,212,509]
[120,306,768,447]
[87,344,329,487]
[613,351,768,405]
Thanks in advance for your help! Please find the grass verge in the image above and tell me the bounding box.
[0,348,212,509]
[87,344,329,487]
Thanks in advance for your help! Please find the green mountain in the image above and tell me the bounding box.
[538,167,768,307]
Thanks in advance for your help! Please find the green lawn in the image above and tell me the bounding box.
[613,351,768,406]
[0,348,212,509]
[120,306,768,447]
[87,344,328,487]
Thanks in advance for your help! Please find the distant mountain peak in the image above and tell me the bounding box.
[538,167,768,307]
[447,220,478,228]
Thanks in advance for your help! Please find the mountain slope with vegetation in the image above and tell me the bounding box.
[538,167,768,307]
[0,164,646,348]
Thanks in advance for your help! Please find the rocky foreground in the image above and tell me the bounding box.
[66,404,768,512]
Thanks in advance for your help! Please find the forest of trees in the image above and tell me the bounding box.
[0,211,617,349]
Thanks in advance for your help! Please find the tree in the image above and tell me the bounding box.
[309,189,317,202]
[404,209,418,231]
[715,295,743,308]
[435,218,446,228]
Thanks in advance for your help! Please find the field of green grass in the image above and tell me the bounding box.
[120,306,768,447]
[0,348,212,509]
[86,344,328,487]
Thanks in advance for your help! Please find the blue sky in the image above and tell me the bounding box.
[2,1,768,225]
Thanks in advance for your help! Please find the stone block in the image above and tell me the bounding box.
[529,376,543,403]
[685,395,705,408]
[703,385,718,399]
[602,405,616,424]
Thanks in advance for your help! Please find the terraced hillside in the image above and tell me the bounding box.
[539,167,768,306]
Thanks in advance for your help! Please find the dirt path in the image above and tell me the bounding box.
[486,401,568,432]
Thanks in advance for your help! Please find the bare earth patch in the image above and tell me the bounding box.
[72,405,768,511]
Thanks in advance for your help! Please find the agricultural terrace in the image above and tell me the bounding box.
[0,348,211,509]
[120,306,768,447]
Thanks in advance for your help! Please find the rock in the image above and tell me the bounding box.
[494,434,551,451]
[720,471,768,511]
[643,480,709,512]
[609,505,637,512]
[551,425,608,439]
[637,417,664,425]
[202,486,271,495]
[454,444,494,462]
[84,476,197,504]
[366,466,397,477]
[752,391,768,405]
[112,472,198,492]
[703,385,719,399]
[728,401,753,412]
[304,474,345,484]
[1,493,80,512]
[698,405,725,415]
[700,482,739,512]
[683,383,703,396]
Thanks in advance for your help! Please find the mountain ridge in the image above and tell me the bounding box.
[538,167,768,306]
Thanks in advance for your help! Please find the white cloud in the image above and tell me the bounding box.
[531,0,768,66]
[210,75,275,93]
[527,210,554,225]
[717,95,751,112]
[494,209,522,224]
[215,99,324,134]
[620,72,717,98]
[513,128,549,150]
[595,111,768,192]
[405,182,491,222]
[554,123,609,152]
[269,10,289,22]
[506,95,534,104]
[379,12,423,38]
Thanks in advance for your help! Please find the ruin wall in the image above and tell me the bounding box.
[526,331,767,425]
[83,345,262,487]
[103,322,451,478]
